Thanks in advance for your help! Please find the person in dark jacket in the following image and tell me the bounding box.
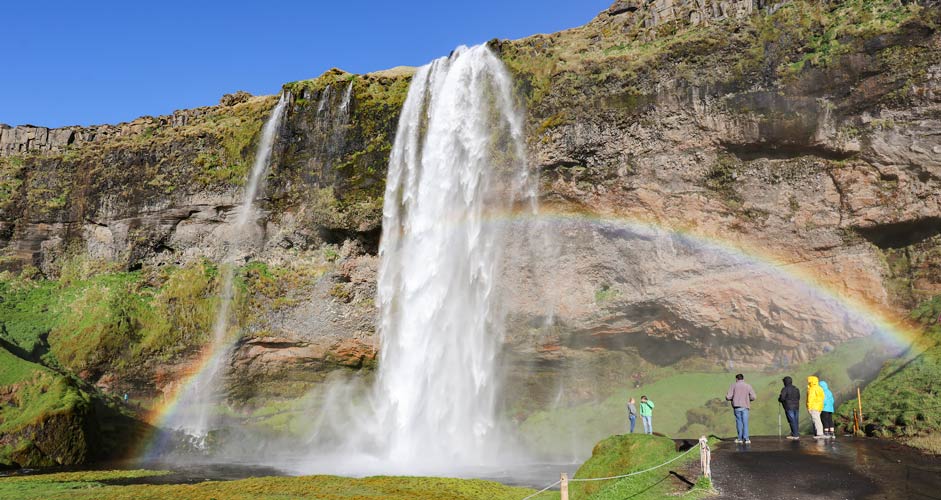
[778,376,800,439]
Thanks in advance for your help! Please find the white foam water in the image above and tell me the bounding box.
[302,44,535,475]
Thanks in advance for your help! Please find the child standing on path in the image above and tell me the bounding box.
[639,396,655,434]
[819,380,836,439]
[627,397,638,433]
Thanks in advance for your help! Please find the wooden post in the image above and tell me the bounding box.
[560,472,569,500]
[853,408,859,435]
[699,436,711,479]
[857,387,864,428]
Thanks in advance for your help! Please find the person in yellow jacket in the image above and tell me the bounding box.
[806,376,826,439]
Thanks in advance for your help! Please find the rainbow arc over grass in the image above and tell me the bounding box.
[137,207,925,459]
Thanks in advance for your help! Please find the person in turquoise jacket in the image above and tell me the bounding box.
[819,380,836,439]
[639,395,655,435]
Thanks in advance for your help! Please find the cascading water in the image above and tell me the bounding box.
[162,93,288,444]
[304,44,535,474]
[374,45,532,468]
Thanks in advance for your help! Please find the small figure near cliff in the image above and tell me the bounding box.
[627,397,638,433]
[726,373,756,444]
[639,395,655,434]
[807,376,826,439]
[778,376,801,440]
[819,380,836,439]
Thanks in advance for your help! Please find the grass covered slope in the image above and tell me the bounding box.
[0,472,534,500]
[568,434,712,500]
[0,348,94,468]
[0,256,324,467]
[838,296,941,453]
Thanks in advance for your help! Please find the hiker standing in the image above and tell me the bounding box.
[639,396,655,434]
[807,376,826,439]
[778,376,801,440]
[819,380,836,439]
[726,374,756,444]
[627,397,638,433]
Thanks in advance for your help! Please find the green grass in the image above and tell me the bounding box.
[0,347,92,467]
[526,434,714,500]
[520,337,885,457]
[837,296,941,452]
[0,255,329,376]
[0,279,57,355]
[0,435,714,499]
[0,472,533,500]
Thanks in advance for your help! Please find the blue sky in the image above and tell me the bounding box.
[3,1,610,128]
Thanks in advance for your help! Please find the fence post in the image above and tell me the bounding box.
[699,436,711,479]
[560,472,569,500]
[857,387,864,431]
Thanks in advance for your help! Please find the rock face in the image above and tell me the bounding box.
[1,0,940,462]
[602,0,765,40]
[0,107,221,157]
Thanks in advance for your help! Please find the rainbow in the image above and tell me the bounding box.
[134,207,927,460]
[503,207,925,351]
[136,342,233,461]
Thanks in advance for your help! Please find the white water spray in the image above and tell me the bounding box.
[304,45,534,474]
[165,94,288,442]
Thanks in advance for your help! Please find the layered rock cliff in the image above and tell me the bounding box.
[1,0,939,465]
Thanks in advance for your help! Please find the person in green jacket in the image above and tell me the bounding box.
[639,395,655,434]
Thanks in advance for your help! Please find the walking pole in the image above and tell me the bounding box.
[778,412,782,438]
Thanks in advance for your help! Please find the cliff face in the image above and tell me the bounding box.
[495,0,940,373]
[0,0,939,465]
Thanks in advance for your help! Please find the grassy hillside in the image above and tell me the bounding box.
[838,296,941,453]
[520,337,889,457]
[0,347,93,467]
[0,256,326,466]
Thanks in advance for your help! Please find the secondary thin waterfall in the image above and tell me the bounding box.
[164,93,288,443]
[370,44,533,468]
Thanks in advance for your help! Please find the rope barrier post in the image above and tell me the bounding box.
[857,387,864,431]
[699,436,711,479]
[560,472,569,500]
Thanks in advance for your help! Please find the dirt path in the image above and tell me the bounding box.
[710,437,941,499]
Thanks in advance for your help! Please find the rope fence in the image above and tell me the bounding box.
[522,437,710,499]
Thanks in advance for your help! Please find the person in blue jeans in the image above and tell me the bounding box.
[639,396,655,434]
[726,373,756,444]
[627,397,638,433]
[778,376,801,439]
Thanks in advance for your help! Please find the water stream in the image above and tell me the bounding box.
[302,44,535,474]
[164,93,289,444]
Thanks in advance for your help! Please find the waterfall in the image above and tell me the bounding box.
[164,93,288,443]
[303,45,533,473]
